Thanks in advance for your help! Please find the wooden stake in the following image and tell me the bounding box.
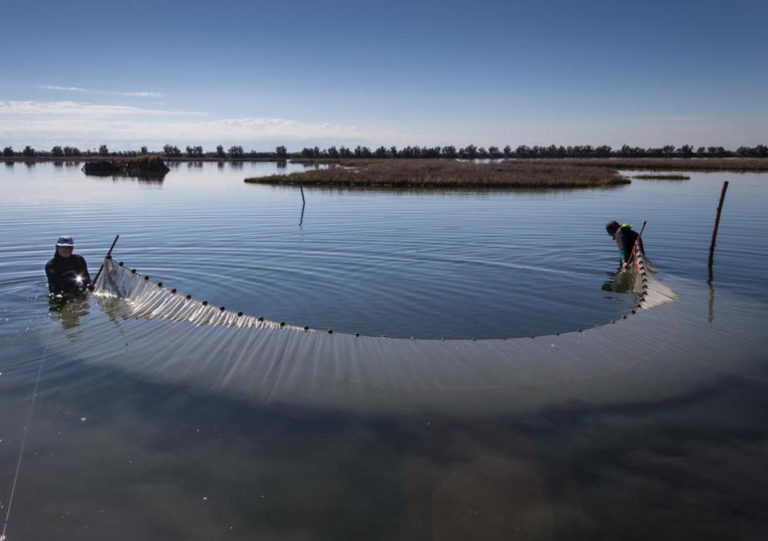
[707,181,729,283]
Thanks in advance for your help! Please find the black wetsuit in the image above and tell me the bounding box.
[45,253,91,294]
[614,226,644,265]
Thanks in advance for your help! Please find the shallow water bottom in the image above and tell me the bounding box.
[2,278,767,540]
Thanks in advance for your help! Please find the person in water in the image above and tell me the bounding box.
[606,221,644,270]
[45,235,91,294]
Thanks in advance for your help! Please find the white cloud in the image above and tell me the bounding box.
[119,91,163,98]
[0,99,409,147]
[0,100,204,117]
[39,85,88,92]
[37,84,163,98]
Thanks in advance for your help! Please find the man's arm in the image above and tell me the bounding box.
[45,261,60,293]
[74,255,91,286]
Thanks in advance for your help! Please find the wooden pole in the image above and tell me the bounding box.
[627,220,646,271]
[90,234,120,289]
[299,184,306,228]
[707,181,729,283]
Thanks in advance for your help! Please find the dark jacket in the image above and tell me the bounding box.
[45,253,91,293]
[613,226,644,264]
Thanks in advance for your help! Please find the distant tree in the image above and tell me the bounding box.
[487,146,502,158]
[460,145,478,159]
[186,146,195,157]
[389,146,398,157]
[339,146,353,158]
[3,146,13,157]
[99,144,109,156]
[595,145,612,157]
[503,145,512,157]
[354,145,371,158]
[707,146,725,156]
[275,145,287,159]
[163,144,181,157]
[326,146,339,158]
[22,145,36,157]
[515,145,530,158]
[228,145,244,157]
[140,145,148,154]
[374,146,388,158]
[63,146,81,156]
[215,145,226,158]
[51,146,64,157]
[441,145,457,158]
[696,146,706,156]
[679,144,694,157]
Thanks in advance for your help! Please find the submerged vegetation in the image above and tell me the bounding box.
[245,159,628,189]
[82,155,170,179]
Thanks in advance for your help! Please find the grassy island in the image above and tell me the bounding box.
[244,159,629,189]
[82,155,170,178]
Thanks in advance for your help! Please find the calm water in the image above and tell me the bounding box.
[1,162,767,540]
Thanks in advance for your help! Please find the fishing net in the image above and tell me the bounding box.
[77,252,768,416]
[93,251,675,334]
[95,257,310,331]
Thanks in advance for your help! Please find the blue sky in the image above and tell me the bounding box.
[1,0,766,151]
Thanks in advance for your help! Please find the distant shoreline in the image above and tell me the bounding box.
[7,156,767,170]
[7,156,767,190]
[2,155,281,163]
[288,156,768,172]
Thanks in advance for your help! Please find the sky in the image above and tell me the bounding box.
[1,0,766,152]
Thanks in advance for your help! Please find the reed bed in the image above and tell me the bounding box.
[245,159,628,189]
[532,158,768,171]
[82,155,170,178]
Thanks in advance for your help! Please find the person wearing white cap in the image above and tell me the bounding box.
[45,236,91,294]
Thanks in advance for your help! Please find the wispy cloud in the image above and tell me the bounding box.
[0,100,405,146]
[0,100,204,117]
[632,116,709,122]
[119,91,163,98]
[39,85,88,93]
[37,84,163,98]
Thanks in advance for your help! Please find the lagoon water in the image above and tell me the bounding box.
[1,161,767,540]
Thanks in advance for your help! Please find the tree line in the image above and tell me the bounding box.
[3,143,766,159]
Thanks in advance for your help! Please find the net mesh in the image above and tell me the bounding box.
[94,251,675,336]
[95,257,310,331]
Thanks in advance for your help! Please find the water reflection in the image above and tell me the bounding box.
[601,269,642,300]
[90,175,164,186]
[2,164,768,539]
[48,293,90,330]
